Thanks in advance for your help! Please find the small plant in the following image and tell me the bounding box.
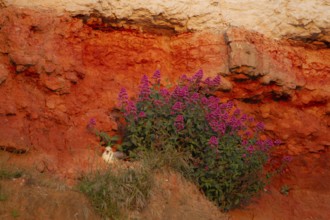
[280,184,291,196]
[117,70,281,211]
[78,166,153,219]
[0,168,23,180]
[87,118,119,147]
[0,184,8,201]
[139,147,191,174]
[0,193,7,201]
[11,209,20,218]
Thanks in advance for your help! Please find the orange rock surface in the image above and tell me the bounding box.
[0,7,329,215]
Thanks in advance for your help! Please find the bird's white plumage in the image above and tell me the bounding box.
[102,146,115,164]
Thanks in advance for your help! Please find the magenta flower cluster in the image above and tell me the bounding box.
[174,115,185,131]
[173,86,189,99]
[171,101,185,113]
[138,111,146,118]
[118,88,128,107]
[125,101,137,118]
[89,118,96,126]
[282,155,292,163]
[87,118,96,130]
[203,75,221,87]
[117,70,284,211]
[139,74,151,101]
[152,69,161,84]
[118,69,280,157]
[191,69,203,82]
[209,136,218,147]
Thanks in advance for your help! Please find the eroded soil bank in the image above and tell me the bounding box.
[0,6,329,220]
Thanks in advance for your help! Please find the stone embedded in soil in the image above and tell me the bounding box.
[42,75,71,93]
[226,28,305,90]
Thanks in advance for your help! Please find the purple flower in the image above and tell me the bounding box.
[189,92,200,103]
[201,97,209,106]
[274,139,282,145]
[244,131,251,137]
[118,88,128,107]
[248,116,254,122]
[153,100,163,107]
[258,139,273,152]
[125,101,137,117]
[282,155,292,163]
[233,108,241,116]
[174,115,184,131]
[173,86,189,99]
[255,122,265,132]
[172,101,185,112]
[138,111,146,118]
[203,75,221,87]
[203,77,212,86]
[211,75,221,86]
[207,96,220,110]
[226,101,234,110]
[208,120,226,134]
[139,75,151,101]
[160,88,170,100]
[265,139,274,147]
[192,69,203,81]
[219,103,228,110]
[152,70,161,84]
[87,118,96,130]
[209,136,218,147]
[246,145,255,153]
[229,115,237,127]
[206,111,217,122]
[220,112,229,121]
[241,114,248,122]
[180,74,189,82]
[89,118,96,126]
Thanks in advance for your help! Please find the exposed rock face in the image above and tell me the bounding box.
[0,5,329,174]
[0,3,329,220]
[3,0,330,44]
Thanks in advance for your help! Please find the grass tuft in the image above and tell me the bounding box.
[139,147,192,175]
[0,184,8,201]
[0,168,23,180]
[78,166,153,219]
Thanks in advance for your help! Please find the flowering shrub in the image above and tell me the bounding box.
[118,70,280,211]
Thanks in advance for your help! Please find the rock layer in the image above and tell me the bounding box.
[3,0,330,44]
[0,6,329,175]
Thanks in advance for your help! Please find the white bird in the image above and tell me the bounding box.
[102,146,126,164]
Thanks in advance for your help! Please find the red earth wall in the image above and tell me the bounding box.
[0,7,329,177]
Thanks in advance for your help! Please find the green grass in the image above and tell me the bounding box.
[78,166,153,220]
[139,147,192,175]
[78,147,194,219]
[0,184,8,201]
[11,209,20,218]
[280,184,291,196]
[0,167,23,204]
[0,168,23,180]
